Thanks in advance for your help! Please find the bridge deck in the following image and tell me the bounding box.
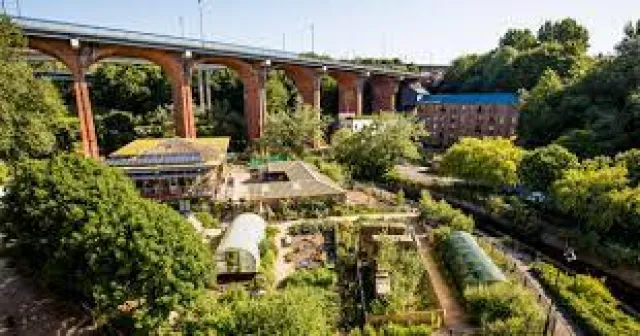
[12,16,419,78]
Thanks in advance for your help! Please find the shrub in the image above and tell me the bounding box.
[281,267,337,289]
[534,262,640,335]
[418,192,474,232]
[464,282,545,334]
[194,211,220,229]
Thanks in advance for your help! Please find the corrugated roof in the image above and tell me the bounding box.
[247,161,345,200]
[216,213,266,270]
[107,137,229,167]
[418,93,519,105]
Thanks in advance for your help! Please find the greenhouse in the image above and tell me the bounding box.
[216,213,266,274]
[442,231,506,287]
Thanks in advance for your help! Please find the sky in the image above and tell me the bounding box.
[7,0,640,64]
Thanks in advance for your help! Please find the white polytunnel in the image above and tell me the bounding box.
[215,213,266,274]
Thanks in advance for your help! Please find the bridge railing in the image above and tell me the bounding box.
[11,16,418,76]
[12,16,301,59]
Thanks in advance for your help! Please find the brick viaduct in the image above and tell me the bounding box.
[24,25,412,158]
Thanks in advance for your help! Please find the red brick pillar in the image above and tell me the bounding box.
[173,60,196,138]
[283,65,322,111]
[334,72,363,117]
[371,76,399,112]
[245,64,268,140]
[72,70,99,158]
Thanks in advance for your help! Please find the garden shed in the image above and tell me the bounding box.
[216,213,266,274]
[442,231,506,287]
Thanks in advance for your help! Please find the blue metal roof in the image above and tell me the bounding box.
[418,93,519,105]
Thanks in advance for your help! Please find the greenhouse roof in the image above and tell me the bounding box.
[444,231,506,285]
[216,213,266,267]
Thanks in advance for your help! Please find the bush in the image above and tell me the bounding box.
[317,160,351,186]
[0,154,213,331]
[534,262,640,335]
[362,323,432,336]
[418,192,474,232]
[464,282,545,335]
[194,211,220,229]
[281,267,337,289]
[177,286,338,335]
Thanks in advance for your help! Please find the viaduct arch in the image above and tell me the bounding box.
[26,35,405,158]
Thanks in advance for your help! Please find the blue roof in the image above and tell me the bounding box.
[418,93,519,105]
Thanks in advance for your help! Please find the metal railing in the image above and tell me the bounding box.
[10,15,419,77]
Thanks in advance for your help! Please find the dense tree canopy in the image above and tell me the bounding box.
[615,149,640,186]
[537,18,590,54]
[440,137,524,187]
[437,18,591,93]
[0,16,73,162]
[0,154,213,331]
[518,144,579,192]
[332,113,424,181]
[258,106,326,157]
[519,20,640,156]
[499,28,538,51]
[91,63,171,115]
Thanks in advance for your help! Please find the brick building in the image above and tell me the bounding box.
[416,93,519,146]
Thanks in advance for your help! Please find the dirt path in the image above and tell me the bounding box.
[412,230,473,333]
[0,258,97,335]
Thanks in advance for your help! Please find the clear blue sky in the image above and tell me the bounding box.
[10,0,640,64]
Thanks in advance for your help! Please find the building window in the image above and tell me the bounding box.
[499,116,505,124]
[478,106,482,113]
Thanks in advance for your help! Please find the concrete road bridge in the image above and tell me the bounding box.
[11,16,421,158]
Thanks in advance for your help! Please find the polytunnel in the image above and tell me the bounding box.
[442,231,506,287]
[216,213,267,274]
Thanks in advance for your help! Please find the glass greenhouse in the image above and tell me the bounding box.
[442,231,506,287]
[216,213,266,274]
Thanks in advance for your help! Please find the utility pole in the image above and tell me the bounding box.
[197,0,205,112]
[179,16,185,38]
[310,23,315,54]
[198,0,205,45]
[282,33,286,51]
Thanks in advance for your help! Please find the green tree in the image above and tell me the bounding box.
[518,144,579,192]
[332,113,424,181]
[499,28,538,51]
[96,110,137,155]
[91,63,171,115]
[439,137,524,187]
[537,18,590,54]
[615,148,640,186]
[551,164,628,231]
[0,16,71,162]
[518,68,565,146]
[0,154,213,331]
[259,105,326,157]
